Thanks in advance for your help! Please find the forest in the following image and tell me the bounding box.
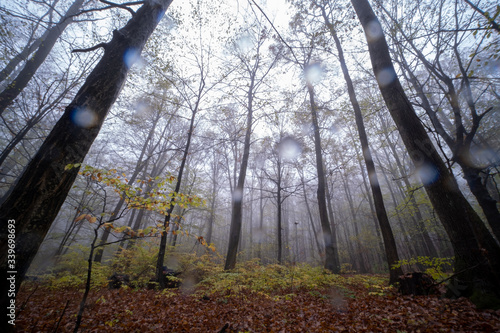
[0,0,499,331]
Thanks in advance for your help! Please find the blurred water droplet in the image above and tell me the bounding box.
[329,288,347,311]
[165,257,179,270]
[156,9,165,23]
[232,188,243,202]
[484,58,499,74]
[180,276,196,294]
[417,163,439,185]
[366,20,383,41]
[301,123,313,135]
[305,63,323,83]
[473,147,497,163]
[377,68,396,86]
[329,124,339,134]
[254,227,266,243]
[71,107,97,128]
[124,48,144,69]
[237,34,252,53]
[278,136,301,160]
[368,170,379,186]
[134,100,150,118]
[255,154,266,168]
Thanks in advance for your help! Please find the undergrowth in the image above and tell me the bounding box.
[28,244,391,299]
[194,259,390,298]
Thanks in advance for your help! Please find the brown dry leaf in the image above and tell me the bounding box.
[14,282,500,332]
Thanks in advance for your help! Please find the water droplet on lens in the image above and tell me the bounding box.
[417,163,439,185]
[366,20,383,41]
[232,188,243,202]
[305,63,323,83]
[134,100,150,117]
[71,107,97,128]
[124,48,143,69]
[277,136,301,160]
[377,68,396,86]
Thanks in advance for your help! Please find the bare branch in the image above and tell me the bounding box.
[72,42,107,53]
[99,0,140,16]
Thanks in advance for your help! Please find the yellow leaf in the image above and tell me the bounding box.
[103,223,114,230]
[88,216,97,223]
[75,214,86,223]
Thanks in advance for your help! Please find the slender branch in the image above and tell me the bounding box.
[52,300,70,333]
[247,0,299,65]
[99,0,138,16]
[463,0,500,33]
[72,42,107,53]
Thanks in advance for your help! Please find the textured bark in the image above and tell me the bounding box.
[0,0,173,319]
[0,0,86,115]
[351,0,500,300]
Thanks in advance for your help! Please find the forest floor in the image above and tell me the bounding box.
[14,274,500,332]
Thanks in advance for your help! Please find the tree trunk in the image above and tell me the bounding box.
[224,79,254,270]
[0,0,60,84]
[391,40,500,241]
[277,172,283,264]
[206,154,218,247]
[156,109,196,288]
[0,0,86,115]
[375,152,417,259]
[459,163,500,240]
[321,13,402,282]
[379,114,439,257]
[300,173,324,258]
[325,178,341,271]
[257,172,265,260]
[306,77,340,273]
[0,0,173,318]
[341,173,368,273]
[352,0,500,303]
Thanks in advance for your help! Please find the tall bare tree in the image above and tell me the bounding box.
[0,0,174,321]
[351,0,500,304]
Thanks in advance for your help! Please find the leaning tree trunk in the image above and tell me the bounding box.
[322,11,403,283]
[320,7,401,279]
[351,0,500,304]
[0,0,86,115]
[156,106,197,288]
[306,76,340,274]
[224,79,254,270]
[0,0,174,322]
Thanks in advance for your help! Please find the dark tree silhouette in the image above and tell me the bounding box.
[0,0,174,324]
[351,0,500,304]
